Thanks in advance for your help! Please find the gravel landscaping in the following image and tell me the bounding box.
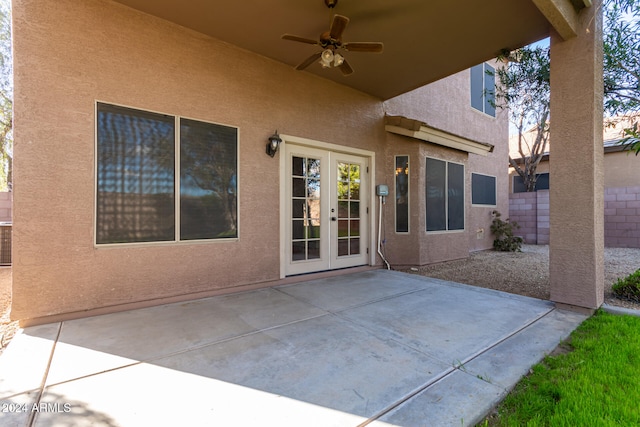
[400,244,640,310]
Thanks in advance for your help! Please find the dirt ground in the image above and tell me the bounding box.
[1,245,639,354]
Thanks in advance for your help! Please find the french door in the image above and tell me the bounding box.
[285,144,369,276]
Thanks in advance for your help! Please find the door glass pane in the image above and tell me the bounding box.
[350,220,360,237]
[292,157,304,176]
[350,182,360,200]
[292,220,305,240]
[350,238,360,255]
[308,240,320,259]
[308,222,320,238]
[292,178,305,197]
[307,158,321,178]
[338,201,349,218]
[350,201,360,218]
[292,241,305,261]
[291,156,321,263]
[338,239,349,256]
[338,220,349,237]
[307,179,320,198]
[307,199,320,221]
[336,162,361,257]
[292,199,305,219]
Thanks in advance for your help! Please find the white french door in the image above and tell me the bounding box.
[284,144,369,276]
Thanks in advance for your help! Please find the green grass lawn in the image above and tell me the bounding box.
[481,310,640,426]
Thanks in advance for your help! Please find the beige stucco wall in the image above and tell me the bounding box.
[383,68,509,262]
[509,149,640,192]
[605,151,640,188]
[0,192,11,222]
[13,0,508,321]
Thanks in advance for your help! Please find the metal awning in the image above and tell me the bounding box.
[384,115,494,156]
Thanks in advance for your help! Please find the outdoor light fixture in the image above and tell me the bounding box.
[266,130,282,157]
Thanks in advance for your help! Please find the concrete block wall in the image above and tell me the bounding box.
[508,192,538,243]
[604,186,640,248]
[510,187,640,248]
[536,190,550,244]
[0,192,11,222]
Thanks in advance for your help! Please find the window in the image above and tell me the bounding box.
[395,155,409,233]
[471,173,497,206]
[96,103,238,244]
[513,173,550,193]
[425,158,464,232]
[470,63,496,117]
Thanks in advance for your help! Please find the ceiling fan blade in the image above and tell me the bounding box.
[338,58,354,76]
[343,42,384,53]
[296,52,322,70]
[329,14,349,40]
[282,34,319,45]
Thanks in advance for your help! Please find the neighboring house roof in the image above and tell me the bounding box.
[385,115,494,156]
[509,114,640,163]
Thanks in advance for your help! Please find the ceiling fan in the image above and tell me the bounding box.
[281,0,384,76]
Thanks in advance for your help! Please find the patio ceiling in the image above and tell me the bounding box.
[111,0,576,100]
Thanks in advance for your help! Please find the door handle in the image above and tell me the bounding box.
[331,217,337,221]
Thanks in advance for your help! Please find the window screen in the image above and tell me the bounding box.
[426,158,464,232]
[426,158,446,231]
[472,173,497,206]
[447,163,464,230]
[395,156,409,233]
[96,103,175,244]
[513,173,550,193]
[96,103,238,244]
[180,119,238,240]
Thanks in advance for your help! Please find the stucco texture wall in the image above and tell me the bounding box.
[12,0,508,321]
[12,0,389,321]
[383,69,509,262]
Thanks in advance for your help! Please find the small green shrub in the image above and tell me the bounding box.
[490,210,523,252]
[612,269,640,303]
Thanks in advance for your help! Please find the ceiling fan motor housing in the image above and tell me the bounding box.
[320,31,341,48]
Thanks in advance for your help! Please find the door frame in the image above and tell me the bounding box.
[279,134,376,278]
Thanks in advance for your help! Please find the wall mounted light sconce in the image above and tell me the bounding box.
[266,130,282,157]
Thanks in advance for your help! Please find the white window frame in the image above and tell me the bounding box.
[94,101,240,247]
[425,157,465,234]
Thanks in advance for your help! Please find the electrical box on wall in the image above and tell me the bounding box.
[376,184,389,196]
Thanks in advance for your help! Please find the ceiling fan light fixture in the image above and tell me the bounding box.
[320,49,334,68]
[283,5,382,75]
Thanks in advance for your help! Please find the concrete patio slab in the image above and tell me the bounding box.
[154,314,450,418]
[45,287,327,385]
[277,270,432,312]
[0,270,588,427]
